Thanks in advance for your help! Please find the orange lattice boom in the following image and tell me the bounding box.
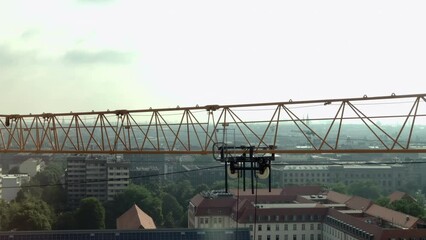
[1,93,426,154]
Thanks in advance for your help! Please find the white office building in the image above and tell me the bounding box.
[0,174,30,201]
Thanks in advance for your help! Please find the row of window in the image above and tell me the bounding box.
[253,223,321,231]
[284,173,330,177]
[254,233,322,240]
[248,214,323,222]
[284,179,330,183]
[282,172,399,178]
[342,180,399,187]
[199,217,223,225]
[108,172,129,176]
[107,184,128,187]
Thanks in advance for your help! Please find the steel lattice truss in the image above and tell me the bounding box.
[1,93,426,154]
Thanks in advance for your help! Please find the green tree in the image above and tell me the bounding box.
[8,198,54,230]
[193,184,210,195]
[16,163,66,209]
[16,179,43,201]
[53,211,76,230]
[75,197,105,229]
[161,193,183,227]
[33,164,63,185]
[375,196,391,208]
[390,199,425,218]
[41,185,67,212]
[104,184,163,228]
[328,182,348,194]
[347,181,381,200]
[0,200,11,231]
[164,179,194,207]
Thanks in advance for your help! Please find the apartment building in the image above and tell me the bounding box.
[66,155,129,207]
[189,186,426,240]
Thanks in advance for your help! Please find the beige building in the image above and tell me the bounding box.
[189,186,426,240]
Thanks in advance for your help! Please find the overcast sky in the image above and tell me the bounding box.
[1,0,425,114]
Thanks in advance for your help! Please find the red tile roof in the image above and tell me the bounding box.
[326,191,422,230]
[116,204,156,230]
[326,191,352,204]
[345,196,373,211]
[388,191,415,203]
[190,194,235,216]
[280,185,323,196]
[365,204,419,229]
[230,188,282,196]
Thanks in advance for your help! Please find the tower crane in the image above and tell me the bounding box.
[1,93,426,191]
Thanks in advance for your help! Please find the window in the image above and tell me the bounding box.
[284,236,288,240]
[258,225,262,231]
[284,224,288,231]
[310,224,314,230]
[200,218,204,224]
[310,234,314,240]
[258,236,262,240]
[267,235,271,240]
[267,225,271,231]
[293,224,297,230]
[293,235,297,240]
[302,224,305,230]
[276,224,279,231]
[302,235,305,240]
[317,224,321,230]
[276,235,280,240]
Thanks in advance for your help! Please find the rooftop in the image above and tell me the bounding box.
[280,165,329,170]
[255,203,319,209]
[191,186,425,232]
[342,165,392,169]
[116,204,156,230]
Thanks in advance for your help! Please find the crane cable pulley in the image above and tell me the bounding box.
[213,143,275,193]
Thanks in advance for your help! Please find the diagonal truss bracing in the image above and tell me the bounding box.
[1,93,426,154]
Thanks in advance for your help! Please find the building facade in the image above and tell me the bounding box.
[0,174,30,201]
[0,229,250,240]
[274,164,408,192]
[189,186,426,240]
[19,158,44,177]
[66,155,129,207]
